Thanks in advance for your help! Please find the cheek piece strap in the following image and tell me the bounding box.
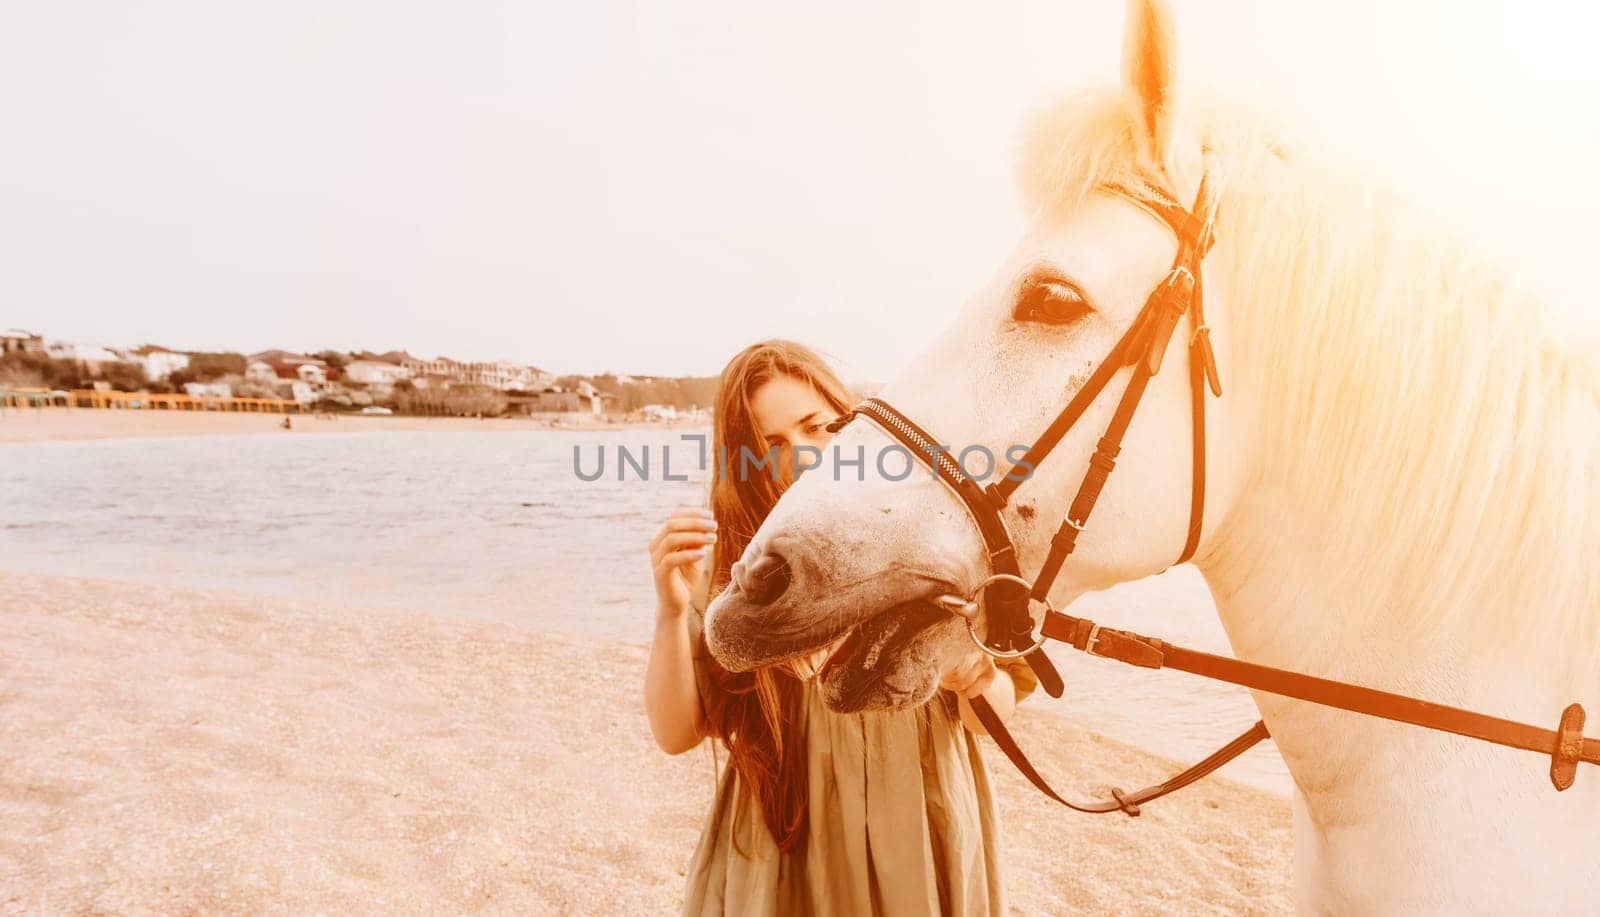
[826,172,1218,700]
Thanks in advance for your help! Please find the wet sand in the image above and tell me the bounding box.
[0,572,1292,914]
[0,408,701,443]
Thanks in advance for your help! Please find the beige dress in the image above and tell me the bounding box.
[682,605,1037,916]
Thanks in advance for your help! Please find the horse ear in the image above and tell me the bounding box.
[1121,0,1181,176]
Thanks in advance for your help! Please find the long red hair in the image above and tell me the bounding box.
[699,339,854,855]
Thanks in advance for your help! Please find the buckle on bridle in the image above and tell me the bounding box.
[1140,265,1197,375]
[1083,623,1103,657]
[1164,264,1195,293]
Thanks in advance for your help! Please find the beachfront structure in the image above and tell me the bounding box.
[534,386,603,414]
[1,382,297,412]
[1,328,45,355]
[244,350,338,405]
[344,359,412,386]
[640,404,678,421]
[67,388,303,413]
[401,354,458,379]
[242,370,317,403]
[184,382,232,398]
[249,350,330,386]
[0,386,68,408]
[459,360,540,391]
[390,353,547,391]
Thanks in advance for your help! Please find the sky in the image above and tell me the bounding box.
[2,1,1596,381]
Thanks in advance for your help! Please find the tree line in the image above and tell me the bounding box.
[1,346,732,417]
[575,374,718,412]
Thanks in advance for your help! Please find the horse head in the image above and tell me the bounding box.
[705,0,1249,713]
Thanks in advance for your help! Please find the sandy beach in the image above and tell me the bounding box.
[0,408,701,443]
[0,571,1292,914]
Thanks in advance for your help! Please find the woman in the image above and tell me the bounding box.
[644,340,1035,915]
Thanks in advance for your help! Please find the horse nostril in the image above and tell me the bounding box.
[742,552,792,606]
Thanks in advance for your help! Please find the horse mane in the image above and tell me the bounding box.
[1018,91,1600,665]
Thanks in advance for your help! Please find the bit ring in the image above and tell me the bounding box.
[960,573,1052,659]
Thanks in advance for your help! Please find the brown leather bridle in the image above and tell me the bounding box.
[826,172,1597,814]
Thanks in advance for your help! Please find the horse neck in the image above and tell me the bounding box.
[1196,178,1600,707]
[1195,252,1600,715]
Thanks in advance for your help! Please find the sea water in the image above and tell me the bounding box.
[0,427,1291,795]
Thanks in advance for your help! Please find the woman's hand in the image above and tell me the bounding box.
[648,506,717,619]
[938,646,998,698]
[645,505,716,754]
[941,647,1018,735]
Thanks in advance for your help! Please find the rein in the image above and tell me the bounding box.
[826,170,1598,813]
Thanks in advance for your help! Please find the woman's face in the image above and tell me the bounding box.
[749,374,837,487]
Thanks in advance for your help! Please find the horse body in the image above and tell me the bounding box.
[705,1,1600,908]
[1205,479,1599,911]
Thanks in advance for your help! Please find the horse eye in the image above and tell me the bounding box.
[1016,277,1092,326]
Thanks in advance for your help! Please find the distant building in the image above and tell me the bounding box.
[641,404,678,421]
[250,350,329,386]
[1,328,44,355]
[402,354,458,379]
[459,360,540,391]
[535,386,602,414]
[344,359,412,386]
[387,356,545,391]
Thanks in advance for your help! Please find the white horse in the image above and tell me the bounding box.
[705,0,1599,911]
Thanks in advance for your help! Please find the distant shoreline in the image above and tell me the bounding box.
[0,407,707,444]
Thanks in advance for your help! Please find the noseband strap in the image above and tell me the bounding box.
[837,396,1065,697]
[1019,174,1217,596]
